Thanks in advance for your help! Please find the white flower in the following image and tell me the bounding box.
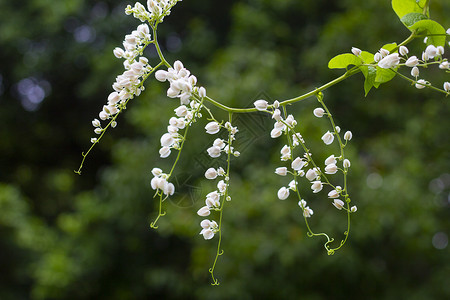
[325,164,338,174]
[163,182,175,196]
[374,52,382,62]
[411,66,420,77]
[200,228,214,240]
[405,56,419,67]
[378,53,400,69]
[275,167,288,176]
[200,219,212,229]
[270,128,282,138]
[303,206,313,218]
[272,109,282,121]
[151,168,163,177]
[207,146,221,158]
[92,119,101,127]
[444,82,450,92]
[213,138,226,149]
[174,105,188,117]
[94,128,102,135]
[217,180,227,193]
[91,138,97,143]
[399,46,409,56]
[311,181,323,193]
[298,199,307,208]
[425,45,438,59]
[159,146,171,158]
[313,107,325,118]
[415,79,428,89]
[288,180,297,191]
[447,28,450,35]
[351,47,361,56]
[198,86,206,98]
[305,168,319,181]
[197,206,211,217]
[344,131,353,141]
[160,133,175,147]
[379,48,390,57]
[108,92,120,105]
[328,189,340,198]
[291,157,306,171]
[439,61,449,70]
[113,47,125,58]
[351,206,358,212]
[277,187,290,200]
[343,159,351,168]
[325,155,337,166]
[205,168,218,180]
[332,199,345,210]
[205,121,220,134]
[254,99,269,111]
[321,131,334,145]
[155,70,168,82]
[285,115,297,127]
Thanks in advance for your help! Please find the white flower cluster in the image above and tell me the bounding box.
[196,121,239,239]
[150,168,175,196]
[353,44,449,93]
[155,60,206,104]
[125,0,182,23]
[205,122,240,158]
[91,22,152,143]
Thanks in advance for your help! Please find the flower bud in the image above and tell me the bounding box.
[325,163,338,174]
[205,122,220,134]
[159,147,171,158]
[311,181,323,193]
[205,168,218,180]
[92,119,101,127]
[374,52,382,62]
[351,47,361,56]
[198,86,206,98]
[197,206,211,217]
[321,131,334,145]
[425,45,438,59]
[277,187,290,200]
[328,189,339,198]
[313,107,325,117]
[291,157,306,171]
[343,159,351,168]
[207,146,221,158]
[306,168,319,181]
[113,47,125,58]
[160,133,175,147]
[275,167,288,176]
[325,155,337,166]
[411,66,420,77]
[344,130,353,141]
[332,199,345,210]
[405,56,419,67]
[378,53,400,69]
[415,79,428,89]
[379,48,390,57]
[254,99,269,111]
[351,206,358,212]
[272,109,282,121]
[399,46,409,56]
[444,82,450,92]
[151,168,163,177]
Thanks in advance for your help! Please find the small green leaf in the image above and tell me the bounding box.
[409,19,446,47]
[392,0,428,19]
[400,12,428,27]
[328,54,362,69]
[381,43,398,53]
[360,65,377,96]
[375,67,397,84]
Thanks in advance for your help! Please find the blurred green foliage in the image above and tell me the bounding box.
[0,0,449,299]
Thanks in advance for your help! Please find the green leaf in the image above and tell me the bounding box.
[360,65,377,96]
[360,51,374,64]
[409,19,447,47]
[400,12,428,27]
[328,53,362,69]
[375,67,397,84]
[392,0,428,19]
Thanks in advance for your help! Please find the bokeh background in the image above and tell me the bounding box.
[0,0,449,299]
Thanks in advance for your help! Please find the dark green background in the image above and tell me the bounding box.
[0,0,449,299]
